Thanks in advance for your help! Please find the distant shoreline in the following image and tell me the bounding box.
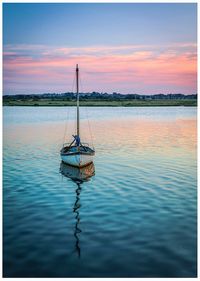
[3,99,197,107]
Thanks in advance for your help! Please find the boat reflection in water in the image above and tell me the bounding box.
[60,162,95,257]
[60,162,95,183]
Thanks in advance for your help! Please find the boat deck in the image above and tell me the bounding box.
[61,145,95,156]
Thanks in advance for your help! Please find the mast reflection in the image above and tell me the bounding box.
[60,162,95,258]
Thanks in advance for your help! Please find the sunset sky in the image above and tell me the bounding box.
[3,3,197,95]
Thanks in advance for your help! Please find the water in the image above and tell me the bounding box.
[3,106,197,277]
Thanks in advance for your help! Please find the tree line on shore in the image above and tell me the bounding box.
[3,92,197,102]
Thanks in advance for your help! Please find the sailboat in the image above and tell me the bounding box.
[60,64,95,167]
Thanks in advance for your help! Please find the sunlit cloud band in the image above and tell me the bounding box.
[3,43,197,95]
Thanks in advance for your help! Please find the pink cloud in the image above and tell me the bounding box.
[3,43,197,94]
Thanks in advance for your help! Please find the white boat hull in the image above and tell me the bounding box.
[61,153,94,167]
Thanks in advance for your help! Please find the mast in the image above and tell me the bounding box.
[76,64,80,139]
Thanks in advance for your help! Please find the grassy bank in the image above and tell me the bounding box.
[3,99,197,107]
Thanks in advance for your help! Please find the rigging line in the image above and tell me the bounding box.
[79,72,94,149]
[62,70,76,145]
[62,106,70,146]
[86,106,94,149]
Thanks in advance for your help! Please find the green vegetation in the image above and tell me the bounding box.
[3,98,197,107]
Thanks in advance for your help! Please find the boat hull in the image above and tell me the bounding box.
[61,153,94,168]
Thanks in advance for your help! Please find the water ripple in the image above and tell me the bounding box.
[3,107,197,277]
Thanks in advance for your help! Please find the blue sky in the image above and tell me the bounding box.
[3,3,197,95]
[3,3,197,46]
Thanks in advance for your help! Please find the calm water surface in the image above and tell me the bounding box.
[3,106,197,277]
